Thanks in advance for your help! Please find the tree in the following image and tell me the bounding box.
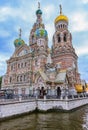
[0,76,2,89]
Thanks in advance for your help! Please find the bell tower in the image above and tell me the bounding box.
[29,2,48,53]
[52,5,81,85]
[29,2,49,71]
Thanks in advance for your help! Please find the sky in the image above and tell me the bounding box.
[0,0,88,82]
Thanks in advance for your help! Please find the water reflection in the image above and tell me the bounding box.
[0,106,88,130]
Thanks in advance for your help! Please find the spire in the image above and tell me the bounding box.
[60,4,62,15]
[19,28,22,39]
[38,2,40,9]
[36,2,42,15]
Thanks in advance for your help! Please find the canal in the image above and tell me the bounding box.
[0,106,88,130]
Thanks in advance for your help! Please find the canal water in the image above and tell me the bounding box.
[0,106,88,130]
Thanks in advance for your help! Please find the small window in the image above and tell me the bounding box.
[18,64,20,68]
[57,34,61,43]
[21,63,23,68]
[25,62,27,67]
[10,77,12,83]
[17,76,19,82]
[32,35,34,43]
[20,76,22,82]
[64,33,67,42]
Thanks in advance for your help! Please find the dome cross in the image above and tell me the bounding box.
[38,2,40,9]
[60,4,62,15]
[19,28,22,39]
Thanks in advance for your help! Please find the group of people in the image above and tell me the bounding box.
[39,87,61,98]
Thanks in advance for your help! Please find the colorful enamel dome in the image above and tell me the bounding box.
[35,27,48,37]
[36,9,42,15]
[14,38,25,47]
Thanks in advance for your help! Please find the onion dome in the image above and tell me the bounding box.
[54,5,68,24]
[14,28,25,48]
[14,38,25,47]
[35,27,48,38]
[36,2,42,15]
[36,9,42,15]
[75,84,84,93]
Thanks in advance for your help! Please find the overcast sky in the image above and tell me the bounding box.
[0,0,88,82]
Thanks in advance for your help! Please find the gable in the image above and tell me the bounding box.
[12,44,30,58]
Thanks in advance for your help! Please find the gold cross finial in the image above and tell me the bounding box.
[38,2,40,9]
[60,4,62,15]
[19,28,22,38]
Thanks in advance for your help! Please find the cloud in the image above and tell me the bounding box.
[75,41,88,56]
[70,11,88,32]
[81,0,88,4]
[0,53,10,76]
[43,4,55,21]
[0,29,10,37]
[45,23,55,47]
[0,5,35,23]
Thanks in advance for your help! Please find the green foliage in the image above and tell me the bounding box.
[0,76,2,89]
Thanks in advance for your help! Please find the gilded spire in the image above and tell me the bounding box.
[60,4,62,15]
[19,28,22,39]
[38,2,40,9]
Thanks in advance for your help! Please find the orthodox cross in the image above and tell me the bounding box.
[19,28,22,39]
[38,2,40,9]
[60,4,62,15]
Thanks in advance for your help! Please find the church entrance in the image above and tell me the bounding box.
[57,87,61,98]
[40,87,46,98]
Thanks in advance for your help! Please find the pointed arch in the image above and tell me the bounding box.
[57,33,61,43]
[63,33,67,42]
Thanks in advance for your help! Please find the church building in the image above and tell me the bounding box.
[2,3,82,96]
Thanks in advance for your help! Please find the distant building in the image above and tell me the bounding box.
[2,3,82,95]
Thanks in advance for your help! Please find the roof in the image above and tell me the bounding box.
[38,69,67,84]
[39,69,49,81]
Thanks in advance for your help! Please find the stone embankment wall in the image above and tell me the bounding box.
[0,97,88,119]
[0,99,36,119]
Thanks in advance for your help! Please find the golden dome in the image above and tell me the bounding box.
[55,15,68,23]
[75,84,84,93]
[54,5,68,24]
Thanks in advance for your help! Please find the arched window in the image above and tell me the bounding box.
[20,75,22,82]
[17,76,19,82]
[32,35,34,43]
[10,77,12,83]
[63,33,67,42]
[57,34,61,43]
[21,63,23,68]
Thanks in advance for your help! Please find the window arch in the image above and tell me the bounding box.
[10,77,12,83]
[63,33,67,42]
[57,34,61,43]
